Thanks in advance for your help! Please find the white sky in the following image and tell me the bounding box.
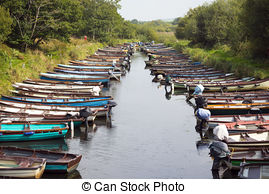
[119,0,215,21]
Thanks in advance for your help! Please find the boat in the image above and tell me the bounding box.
[206,97,269,105]
[238,162,269,179]
[40,72,110,83]
[214,121,269,133]
[0,155,46,178]
[208,114,269,129]
[58,64,114,70]
[198,91,269,99]
[0,99,108,117]
[23,79,103,86]
[11,88,101,98]
[13,82,102,91]
[0,146,82,174]
[0,122,69,142]
[206,102,269,115]
[2,95,113,107]
[228,129,269,147]
[186,78,269,92]
[229,147,269,169]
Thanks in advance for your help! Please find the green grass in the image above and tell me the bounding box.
[173,40,269,79]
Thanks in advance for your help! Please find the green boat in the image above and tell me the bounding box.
[0,122,68,142]
[230,147,269,169]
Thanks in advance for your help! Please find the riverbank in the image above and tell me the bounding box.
[0,38,133,95]
[172,40,269,79]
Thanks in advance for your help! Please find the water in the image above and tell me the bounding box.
[0,52,213,178]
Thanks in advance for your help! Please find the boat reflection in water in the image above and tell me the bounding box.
[0,138,68,151]
[42,170,82,179]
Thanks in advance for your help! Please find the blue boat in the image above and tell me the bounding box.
[1,96,112,107]
[40,72,110,83]
[58,64,114,70]
[0,123,68,142]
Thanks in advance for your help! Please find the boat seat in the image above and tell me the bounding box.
[240,133,258,142]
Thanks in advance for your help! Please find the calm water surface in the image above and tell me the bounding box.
[1,52,213,178]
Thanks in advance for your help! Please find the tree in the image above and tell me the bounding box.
[0,6,13,43]
[0,0,82,50]
[242,0,269,58]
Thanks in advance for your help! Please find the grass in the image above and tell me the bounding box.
[173,40,269,79]
[0,38,108,95]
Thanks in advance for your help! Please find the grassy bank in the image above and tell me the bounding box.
[0,38,106,95]
[172,40,269,79]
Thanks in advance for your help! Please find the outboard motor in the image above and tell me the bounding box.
[195,95,208,109]
[79,107,93,118]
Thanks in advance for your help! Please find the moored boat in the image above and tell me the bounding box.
[0,147,82,174]
[0,122,69,142]
[0,155,46,178]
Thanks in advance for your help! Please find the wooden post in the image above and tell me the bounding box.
[70,119,74,138]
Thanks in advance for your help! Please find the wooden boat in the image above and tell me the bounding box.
[186,78,269,92]
[206,102,269,115]
[0,99,108,117]
[0,122,69,142]
[0,146,82,174]
[198,91,269,99]
[238,162,269,179]
[214,121,269,133]
[208,114,269,129]
[54,67,122,77]
[228,129,269,147]
[229,147,269,169]
[207,97,269,105]
[11,88,100,98]
[58,63,114,70]
[174,77,255,89]
[2,95,113,107]
[13,82,102,91]
[40,72,110,83]
[0,155,46,178]
[51,70,121,81]
[23,79,103,86]
[0,105,97,122]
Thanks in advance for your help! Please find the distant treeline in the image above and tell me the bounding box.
[175,0,269,58]
[0,0,138,51]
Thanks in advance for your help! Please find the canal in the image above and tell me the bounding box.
[0,52,213,178]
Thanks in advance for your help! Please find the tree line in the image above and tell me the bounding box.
[0,0,137,51]
[175,0,269,59]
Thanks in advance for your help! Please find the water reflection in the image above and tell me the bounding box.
[0,138,68,151]
[42,170,82,179]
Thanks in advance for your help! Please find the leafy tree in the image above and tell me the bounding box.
[0,0,82,50]
[0,6,13,43]
[242,0,269,58]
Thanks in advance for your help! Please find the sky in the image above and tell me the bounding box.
[119,0,215,21]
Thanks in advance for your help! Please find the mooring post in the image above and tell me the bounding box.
[70,119,74,138]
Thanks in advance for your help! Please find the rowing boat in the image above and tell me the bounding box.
[0,155,46,178]
[0,122,69,142]
[0,146,82,174]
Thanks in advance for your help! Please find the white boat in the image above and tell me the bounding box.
[0,156,46,178]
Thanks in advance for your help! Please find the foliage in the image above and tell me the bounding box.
[175,0,268,60]
[0,6,13,43]
[241,0,269,58]
[0,0,83,51]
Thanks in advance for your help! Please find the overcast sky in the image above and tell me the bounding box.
[119,0,215,21]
